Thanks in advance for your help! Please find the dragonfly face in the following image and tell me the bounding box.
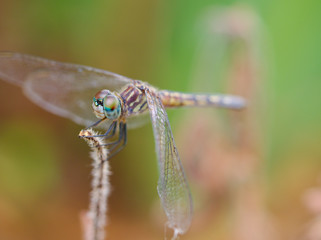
[92,89,122,120]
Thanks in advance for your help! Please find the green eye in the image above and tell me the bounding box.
[103,95,121,120]
[104,98,117,111]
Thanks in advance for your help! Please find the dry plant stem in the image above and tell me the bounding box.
[79,129,111,240]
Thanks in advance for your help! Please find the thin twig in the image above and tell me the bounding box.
[79,129,111,240]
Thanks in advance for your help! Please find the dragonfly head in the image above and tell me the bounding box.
[92,89,121,120]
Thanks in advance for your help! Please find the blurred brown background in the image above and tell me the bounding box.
[0,0,320,240]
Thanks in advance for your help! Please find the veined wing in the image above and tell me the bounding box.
[0,52,137,127]
[145,88,193,235]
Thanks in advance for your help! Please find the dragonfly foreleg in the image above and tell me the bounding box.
[81,120,117,139]
[90,121,117,138]
[84,118,106,130]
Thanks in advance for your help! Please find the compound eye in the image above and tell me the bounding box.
[103,94,121,120]
[94,89,110,100]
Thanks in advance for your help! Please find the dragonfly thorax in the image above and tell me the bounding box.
[92,89,122,120]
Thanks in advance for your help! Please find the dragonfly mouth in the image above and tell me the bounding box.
[92,102,105,119]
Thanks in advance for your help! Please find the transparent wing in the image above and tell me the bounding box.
[145,89,193,235]
[126,112,150,129]
[0,52,146,128]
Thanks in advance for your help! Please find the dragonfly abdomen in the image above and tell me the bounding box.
[159,90,245,110]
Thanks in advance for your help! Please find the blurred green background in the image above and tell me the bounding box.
[0,0,320,240]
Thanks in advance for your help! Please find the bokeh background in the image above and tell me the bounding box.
[0,0,320,240]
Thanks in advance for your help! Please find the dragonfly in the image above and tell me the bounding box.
[0,52,245,236]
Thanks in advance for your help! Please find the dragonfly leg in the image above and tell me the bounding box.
[84,118,106,130]
[92,121,117,138]
[109,123,127,152]
[81,121,117,139]
[105,122,127,160]
[86,122,126,160]
[103,121,117,139]
[103,122,124,147]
